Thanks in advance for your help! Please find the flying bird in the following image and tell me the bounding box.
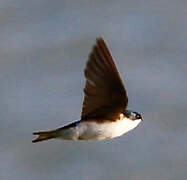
[32,38,143,143]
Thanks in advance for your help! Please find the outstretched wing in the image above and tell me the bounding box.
[81,38,128,121]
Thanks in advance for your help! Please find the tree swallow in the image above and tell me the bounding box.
[32,38,143,143]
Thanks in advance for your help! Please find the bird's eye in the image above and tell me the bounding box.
[136,114,140,119]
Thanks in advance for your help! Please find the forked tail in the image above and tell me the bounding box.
[32,130,57,143]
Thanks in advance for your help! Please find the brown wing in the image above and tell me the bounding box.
[81,38,128,121]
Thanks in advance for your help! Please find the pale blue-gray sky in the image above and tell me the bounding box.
[1,1,187,180]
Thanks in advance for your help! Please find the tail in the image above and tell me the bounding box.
[32,130,57,143]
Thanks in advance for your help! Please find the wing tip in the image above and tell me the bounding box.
[96,37,105,44]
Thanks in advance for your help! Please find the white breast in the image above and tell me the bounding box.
[77,117,142,141]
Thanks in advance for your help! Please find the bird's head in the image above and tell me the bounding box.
[124,110,143,121]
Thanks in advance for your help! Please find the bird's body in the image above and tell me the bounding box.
[32,38,143,143]
[36,115,141,142]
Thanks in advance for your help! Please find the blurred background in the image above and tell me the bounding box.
[0,0,187,180]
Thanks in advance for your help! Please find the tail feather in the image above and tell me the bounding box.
[32,130,56,143]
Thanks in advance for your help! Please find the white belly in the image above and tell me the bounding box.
[57,118,141,141]
[53,117,140,141]
[77,118,141,141]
